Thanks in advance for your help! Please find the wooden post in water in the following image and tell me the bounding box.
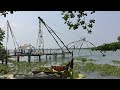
[2,57,4,64]
[17,55,20,62]
[71,51,74,79]
[62,51,65,58]
[8,50,10,55]
[28,55,31,63]
[50,49,51,60]
[49,49,51,64]
[46,55,47,61]
[5,50,9,65]
[39,55,41,62]
[72,51,73,59]
[5,55,8,65]
[14,49,16,56]
[1,54,4,64]
[53,53,57,64]
[55,53,57,64]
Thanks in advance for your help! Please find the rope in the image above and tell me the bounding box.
[45,23,71,53]
[7,20,19,49]
[78,40,84,55]
[85,40,106,56]
[52,39,83,54]
[6,23,9,50]
[44,24,64,53]
[36,19,44,54]
[38,17,68,53]
[85,41,92,56]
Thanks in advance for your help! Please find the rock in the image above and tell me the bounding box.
[15,73,66,79]
[0,76,4,79]
[3,74,15,79]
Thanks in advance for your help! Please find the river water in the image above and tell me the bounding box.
[74,49,120,66]
[4,49,120,79]
[9,49,120,66]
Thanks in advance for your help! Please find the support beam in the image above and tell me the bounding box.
[62,51,65,58]
[17,55,20,62]
[28,55,31,63]
[5,56,8,65]
[39,55,41,62]
[2,59,4,64]
[46,55,47,61]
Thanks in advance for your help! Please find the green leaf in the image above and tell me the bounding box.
[63,14,69,21]
[82,26,87,29]
[77,14,82,18]
[88,23,93,28]
[84,13,87,16]
[80,21,85,25]
[90,19,95,23]
[70,13,75,18]
[77,18,81,22]
[91,11,95,14]
[73,24,78,30]
[88,30,92,34]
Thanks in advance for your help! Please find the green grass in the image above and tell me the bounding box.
[2,58,120,78]
[75,57,96,62]
[112,60,120,64]
[0,64,11,75]
[74,62,120,77]
[0,59,48,75]
[0,59,84,79]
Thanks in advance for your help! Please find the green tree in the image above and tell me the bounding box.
[0,28,6,61]
[0,28,5,49]
[61,11,95,34]
[0,11,95,34]
[0,11,15,17]
[117,36,120,42]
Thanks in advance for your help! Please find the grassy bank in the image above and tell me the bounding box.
[75,57,96,62]
[1,58,120,78]
[0,64,10,75]
[0,59,48,75]
[112,60,120,64]
[74,61,120,77]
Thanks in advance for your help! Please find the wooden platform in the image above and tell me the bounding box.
[2,49,73,64]
[10,52,71,56]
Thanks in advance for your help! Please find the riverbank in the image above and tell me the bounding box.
[1,58,120,79]
[74,57,120,79]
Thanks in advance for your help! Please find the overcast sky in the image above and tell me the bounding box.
[0,11,120,49]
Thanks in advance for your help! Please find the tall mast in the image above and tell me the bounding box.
[36,17,44,54]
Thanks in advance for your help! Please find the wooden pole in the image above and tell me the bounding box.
[2,58,4,64]
[0,54,3,64]
[1,54,4,64]
[8,50,10,55]
[28,55,31,63]
[14,49,16,56]
[46,55,47,61]
[56,53,57,64]
[50,49,51,60]
[39,55,41,62]
[72,51,73,59]
[17,55,20,62]
[5,50,9,65]
[5,55,8,65]
[62,51,65,58]
[72,51,74,79]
